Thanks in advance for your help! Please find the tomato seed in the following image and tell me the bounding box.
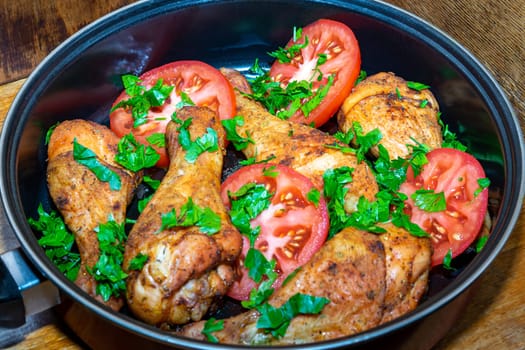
[433,221,446,234]
[446,210,460,218]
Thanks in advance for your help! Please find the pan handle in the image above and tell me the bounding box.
[0,248,60,328]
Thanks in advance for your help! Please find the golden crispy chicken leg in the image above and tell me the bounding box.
[47,119,141,311]
[178,223,431,344]
[123,106,242,327]
[178,226,387,345]
[221,68,378,212]
[338,72,442,160]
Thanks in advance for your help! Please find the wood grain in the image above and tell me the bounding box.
[0,0,523,349]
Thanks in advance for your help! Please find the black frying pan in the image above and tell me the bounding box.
[1,1,523,349]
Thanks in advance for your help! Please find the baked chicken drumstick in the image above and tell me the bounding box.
[221,68,378,211]
[123,106,242,327]
[47,119,141,311]
[179,223,431,344]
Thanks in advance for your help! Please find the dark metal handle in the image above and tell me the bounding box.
[0,252,25,327]
[0,248,60,328]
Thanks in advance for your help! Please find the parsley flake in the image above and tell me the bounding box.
[202,317,224,343]
[73,139,121,191]
[160,197,221,235]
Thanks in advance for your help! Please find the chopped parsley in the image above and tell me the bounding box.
[228,183,273,246]
[268,26,308,64]
[128,253,149,271]
[411,189,447,212]
[28,204,80,282]
[322,166,354,238]
[201,317,225,343]
[476,235,489,253]
[244,27,333,123]
[145,132,166,148]
[442,249,455,271]
[115,133,160,171]
[87,217,128,301]
[406,81,430,91]
[160,197,221,235]
[306,188,320,207]
[175,118,219,163]
[256,293,330,338]
[438,113,468,151]
[475,177,491,197]
[111,74,173,128]
[221,115,255,151]
[73,139,121,191]
[137,175,161,213]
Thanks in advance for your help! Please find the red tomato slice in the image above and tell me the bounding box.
[269,18,361,127]
[109,60,236,167]
[220,164,329,301]
[399,148,489,266]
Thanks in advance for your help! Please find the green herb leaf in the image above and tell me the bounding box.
[175,91,196,109]
[306,188,320,207]
[474,177,491,197]
[177,118,219,163]
[323,166,354,238]
[111,75,174,128]
[407,81,430,91]
[221,115,255,151]
[145,132,166,148]
[352,122,383,163]
[73,139,122,191]
[28,204,80,282]
[355,70,367,85]
[438,113,468,151]
[256,293,330,338]
[228,183,272,246]
[45,123,59,145]
[160,197,221,235]
[442,248,455,270]
[201,317,224,343]
[475,235,488,253]
[128,253,149,271]
[86,217,128,301]
[115,133,160,171]
[268,27,308,64]
[411,189,446,212]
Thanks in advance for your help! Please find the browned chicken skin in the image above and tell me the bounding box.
[338,72,442,160]
[178,223,431,344]
[47,119,141,311]
[123,106,242,326]
[221,68,378,212]
[378,224,432,324]
[178,226,387,344]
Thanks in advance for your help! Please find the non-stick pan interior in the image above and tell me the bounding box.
[1,0,521,349]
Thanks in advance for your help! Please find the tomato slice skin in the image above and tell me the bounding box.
[109,60,236,167]
[399,148,489,266]
[269,18,361,127]
[220,164,329,301]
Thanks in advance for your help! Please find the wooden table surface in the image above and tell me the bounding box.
[1,0,524,349]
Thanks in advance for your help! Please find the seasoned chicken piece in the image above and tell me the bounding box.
[338,72,442,160]
[221,68,378,211]
[123,106,242,326]
[47,119,141,311]
[178,226,387,344]
[378,223,432,324]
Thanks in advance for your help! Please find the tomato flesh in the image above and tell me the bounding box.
[269,18,361,127]
[220,164,329,301]
[399,148,489,266]
[109,60,236,167]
